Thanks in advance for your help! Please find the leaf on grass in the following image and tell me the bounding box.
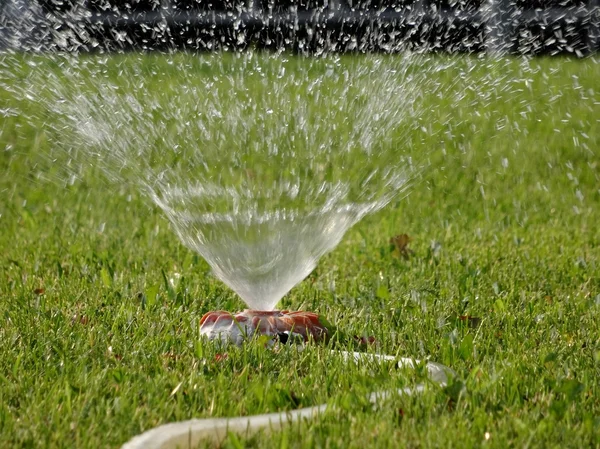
[396,408,405,424]
[33,288,45,295]
[376,284,390,299]
[145,284,159,307]
[100,267,112,288]
[354,335,376,346]
[493,299,506,312]
[459,315,482,329]
[111,368,125,384]
[390,234,414,259]
[458,334,474,360]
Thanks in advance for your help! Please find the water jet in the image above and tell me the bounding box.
[7,50,465,448]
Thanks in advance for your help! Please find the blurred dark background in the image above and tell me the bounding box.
[1,0,598,54]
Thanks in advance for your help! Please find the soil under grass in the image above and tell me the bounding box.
[0,53,599,448]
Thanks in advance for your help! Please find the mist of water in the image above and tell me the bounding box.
[4,51,443,310]
[1,0,596,314]
[4,0,571,311]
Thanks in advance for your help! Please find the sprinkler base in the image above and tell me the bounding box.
[199,309,329,345]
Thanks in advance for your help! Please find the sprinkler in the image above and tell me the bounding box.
[122,309,454,449]
[199,309,329,345]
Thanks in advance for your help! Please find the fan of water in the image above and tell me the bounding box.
[14,52,433,310]
[1,10,557,312]
[2,0,552,312]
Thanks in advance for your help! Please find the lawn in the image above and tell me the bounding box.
[0,52,599,448]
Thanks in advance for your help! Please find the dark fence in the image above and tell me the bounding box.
[1,0,599,54]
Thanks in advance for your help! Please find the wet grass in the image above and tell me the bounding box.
[1,53,599,448]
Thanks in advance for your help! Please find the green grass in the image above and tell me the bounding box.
[1,52,599,448]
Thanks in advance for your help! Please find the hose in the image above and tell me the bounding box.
[121,350,453,449]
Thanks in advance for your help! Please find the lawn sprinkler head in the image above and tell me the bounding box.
[199,309,330,346]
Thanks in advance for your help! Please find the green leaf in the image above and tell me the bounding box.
[376,284,390,300]
[458,333,474,360]
[100,267,112,288]
[145,284,159,307]
[493,298,506,312]
[111,369,124,384]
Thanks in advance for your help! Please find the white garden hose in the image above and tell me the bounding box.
[121,350,453,449]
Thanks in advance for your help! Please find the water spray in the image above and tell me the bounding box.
[8,51,469,448]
